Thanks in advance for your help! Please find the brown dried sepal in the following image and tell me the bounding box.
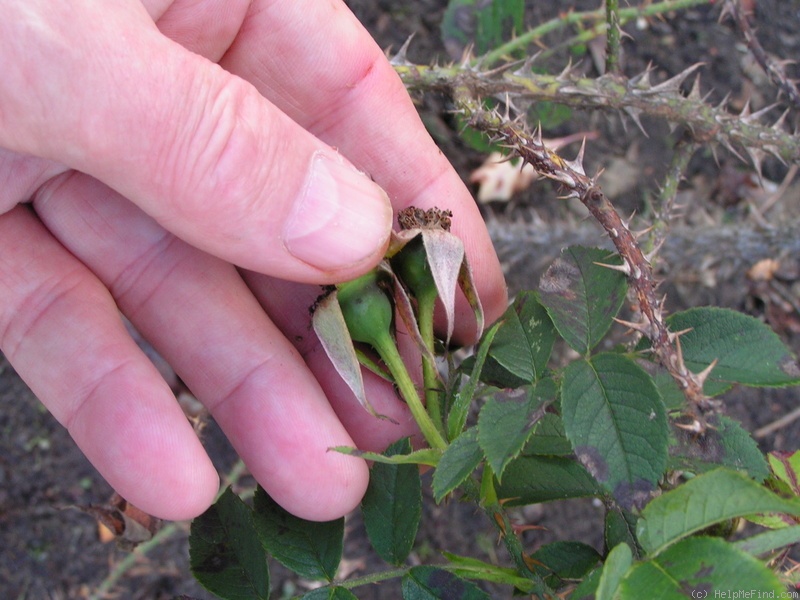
[80,493,161,550]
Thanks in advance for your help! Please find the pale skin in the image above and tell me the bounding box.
[0,0,508,522]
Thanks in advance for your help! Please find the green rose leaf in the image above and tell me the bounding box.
[637,468,800,555]
[530,541,601,586]
[538,246,628,355]
[618,537,784,599]
[189,487,270,600]
[361,438,422,566]
[480,291,556,387]
[478,378,555,480]
[402,566,490,600]
[301,587,359,600]
[252,487,343,582]
[667,307,800,392]
[561,353,668,509]
[496,455,600,505]
[594,543,632,600]
[669,414,769,481]
[433,428,483,503]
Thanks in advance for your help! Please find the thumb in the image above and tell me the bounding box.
[0,1,391,282]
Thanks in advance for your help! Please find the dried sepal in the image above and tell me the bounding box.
[391,207,484,345]
[312,289,377,417]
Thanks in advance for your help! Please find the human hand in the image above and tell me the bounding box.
[0,0,507,521]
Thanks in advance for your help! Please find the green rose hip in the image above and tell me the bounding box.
[391,237,437,305]
[336,270,394,348]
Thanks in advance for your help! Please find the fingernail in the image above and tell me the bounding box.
[283,152,392,271]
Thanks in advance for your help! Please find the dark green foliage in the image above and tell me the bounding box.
[361,438,422,566]
[471,291,555,387]
[537,246,628,355]
[529,541,601,587]
[666,307,800,391]
[618,537,784,598]
[478,378,555,479]
[402,566,490,600]
[252,487,343,582]
[189,488,269,600]
[561,353,668,508]
[301,588,359,600]
[433,427,483,502]
[189,243,800,599]
[496,455,600,505]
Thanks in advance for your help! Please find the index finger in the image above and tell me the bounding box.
[220,0,508,339]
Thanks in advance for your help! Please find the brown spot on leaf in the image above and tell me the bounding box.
[613,479,655,511]
[575,445,608,483]
[779,355,800,378]
[682,581,712,598]
[539,258,579,299]
[427,568,466,597]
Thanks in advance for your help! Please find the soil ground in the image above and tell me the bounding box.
[3,1,800,599]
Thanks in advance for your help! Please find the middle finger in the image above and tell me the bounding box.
[33,173,371,521]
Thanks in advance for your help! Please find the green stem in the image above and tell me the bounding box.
[605,0,621,74]
[335,567,408,591]
[417,290,444,436]
[480,0,713,67]
[647,138,696,259]
[460,474,552,596]
[374,334,447,450]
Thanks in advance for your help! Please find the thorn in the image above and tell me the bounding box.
[459,43,475,69]
[738,99,752,119]
[595,261,632,275]
[720,136,746,164]
[621,209,637,230]
[746,147,765,182]
[589,168,605,187]
[649,63,704,95]
[643,237,666,264]
[533,123,543,147]
[675,419,705,434]
[564,138,588,176]
[513,52,542,77]
[630,62,655,88]
[688,75,703,101]
[710,144,721,167]
[716,91,732,111]
[773,108,791,131]
[390,34,415,66]
[717,0,736,24]
[557,59,577,81]
[623,106,649,137]
[764,145,788,166]
[674,333,686,374]
[632,225,655,239]
[694,359,718,388]
[614,317,652,335]
[667,327,694,343]
[742,103,777,125]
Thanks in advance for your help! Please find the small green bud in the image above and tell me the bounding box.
[336,270,394,347]
[391,237,437,303]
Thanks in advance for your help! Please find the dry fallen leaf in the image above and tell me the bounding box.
[470,152,538,203]
[470,132,598,203]
[78,493,161,550]
[748,258,780,282]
